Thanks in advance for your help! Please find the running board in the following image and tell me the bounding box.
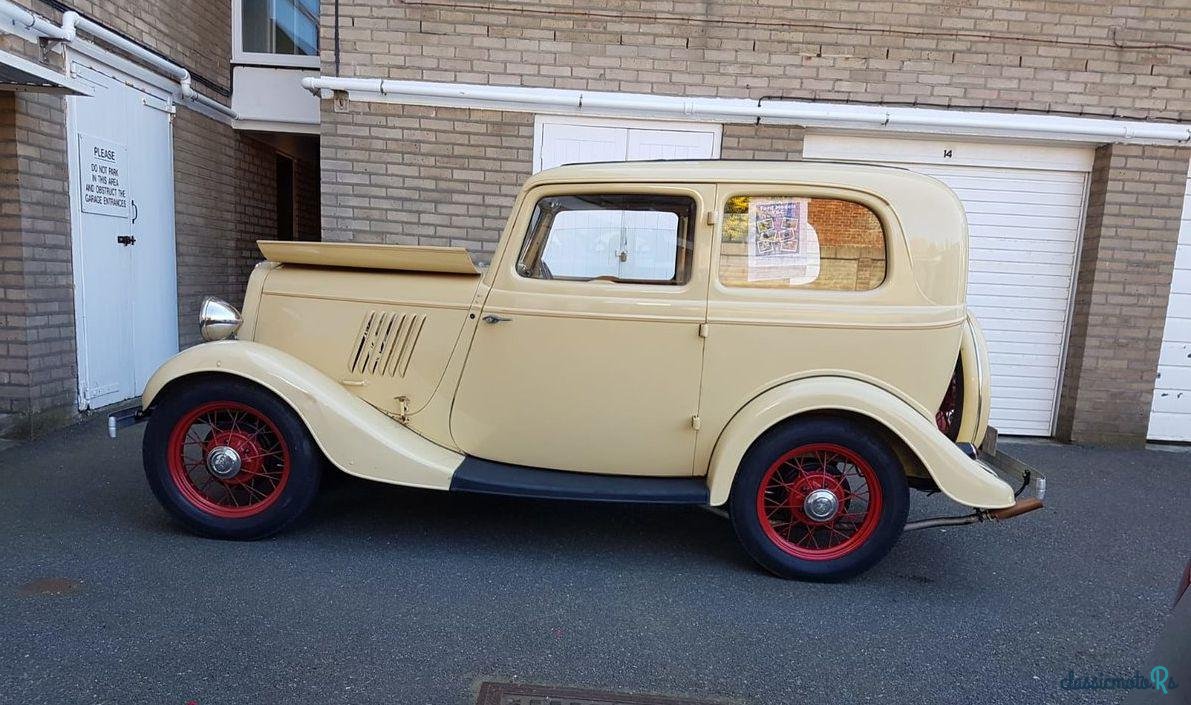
[450,457,710,505]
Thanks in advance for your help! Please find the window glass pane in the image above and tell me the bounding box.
[242,0,271,53]
[242,0,319,56]
[720,196,886,291]
[518,194,694,285]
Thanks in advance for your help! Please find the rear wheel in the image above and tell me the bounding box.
[143,377,321,539]
[729,417,908,580]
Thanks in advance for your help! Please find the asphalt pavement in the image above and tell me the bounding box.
[1,417,1188,704]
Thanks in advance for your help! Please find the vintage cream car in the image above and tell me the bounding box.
[110,161,1046,581]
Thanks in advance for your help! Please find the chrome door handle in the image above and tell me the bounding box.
[481,314,511,324]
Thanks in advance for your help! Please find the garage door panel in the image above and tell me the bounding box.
[1151,392,1190,415]
[971,248,1076,265]
[977,309,1068,326]
[977,330,1065,348]
[1156,363,1191,391]
[971,245,1076,261]
[971,289,1076,309]
[1169,269,1191,295]
[989,381,1058,399]
[946,188,1086,207]
[990,354,1067,371]
[963,213,1082,231]
[970,261,1074,279]
[1158,339,1191,364]
[969,271,1072,289]
[968,227,1080,247]
[1157,316,1191,346]
[1148,169,1191,441]
[1174,244,1190,269]
[1149,412,1190,439]
[919,168,1086,187]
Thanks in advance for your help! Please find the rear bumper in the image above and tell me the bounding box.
[107,406,145,439]
[979,425,1047,504]
[905,426,1046,531]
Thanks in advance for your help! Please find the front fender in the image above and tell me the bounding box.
[143,341,464,490]
[706,376,1015,509]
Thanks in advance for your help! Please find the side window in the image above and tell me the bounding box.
[517,194,696,285]
[719,195,887,291]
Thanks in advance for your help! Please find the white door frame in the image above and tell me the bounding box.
[65,47,177,410]
[532,114,722,173]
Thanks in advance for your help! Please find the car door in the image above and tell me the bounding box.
[451,184,714,476]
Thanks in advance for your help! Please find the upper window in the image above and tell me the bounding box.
[517,194,696,285]
[237,0,320,67]
[719,195,887,291]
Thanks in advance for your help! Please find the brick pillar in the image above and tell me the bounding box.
[0,91,77,440]
[1056,143,1190,446]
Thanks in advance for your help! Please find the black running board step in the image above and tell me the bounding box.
[450,457,709,505]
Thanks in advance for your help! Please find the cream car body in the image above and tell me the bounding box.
[126,161,1044,580]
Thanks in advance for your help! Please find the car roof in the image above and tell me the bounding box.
[522,159,970,307]
[524,159,918,187]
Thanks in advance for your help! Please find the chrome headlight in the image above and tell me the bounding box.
[199,296,241,342]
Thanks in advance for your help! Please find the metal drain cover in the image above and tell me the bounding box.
[475,681,738,705]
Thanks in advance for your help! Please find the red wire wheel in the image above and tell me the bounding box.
[755,442,883,561]
[165,401,291,519]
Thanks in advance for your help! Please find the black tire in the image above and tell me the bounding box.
[728,417,909,581]
[142,376,321,540]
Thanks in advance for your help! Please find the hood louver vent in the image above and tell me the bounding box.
[349,310,426,378]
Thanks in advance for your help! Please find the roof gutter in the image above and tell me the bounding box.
[302,76,1191,146]
[0,1,235,120]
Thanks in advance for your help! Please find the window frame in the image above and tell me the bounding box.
[514,192,699,287]
[232,0,321,68]
[714,190,893,295]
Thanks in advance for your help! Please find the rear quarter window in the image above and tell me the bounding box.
[719,195,887,291]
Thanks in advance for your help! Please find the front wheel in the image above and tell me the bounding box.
[142,377,322,540]
[728,418,908,581]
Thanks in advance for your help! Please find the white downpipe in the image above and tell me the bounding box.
[0,1,68,39]
[302,76,1191,145]
[0,2,235,119]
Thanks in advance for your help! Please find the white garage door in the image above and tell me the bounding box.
[1148,169,1191,442]
[533,116,721,172]
[805,135,1094,436]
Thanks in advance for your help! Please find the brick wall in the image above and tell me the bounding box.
[321,103,533,257]
[174,111,278,348]
[721,124,804,161]
[1057,143,1191,445]
[0,92,76,439]
[328,0,1191,120]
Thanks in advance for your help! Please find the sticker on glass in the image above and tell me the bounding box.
[746,197,820,284]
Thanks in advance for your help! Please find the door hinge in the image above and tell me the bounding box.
[698,323,709,338]
[395,395,410,423]
[691,415,702,431]
[705,211,717,226]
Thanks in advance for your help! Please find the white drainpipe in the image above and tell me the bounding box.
[0,1,235,120]
[303,76,1191,145]
[0,1,68,39]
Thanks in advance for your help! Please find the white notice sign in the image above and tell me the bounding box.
[79,134,129,217]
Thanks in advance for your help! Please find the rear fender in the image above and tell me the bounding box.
[142,341,464,489]
[706,376,1015,509]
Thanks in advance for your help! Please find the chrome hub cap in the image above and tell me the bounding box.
[206,445,243,480]
[803,488,840,522]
